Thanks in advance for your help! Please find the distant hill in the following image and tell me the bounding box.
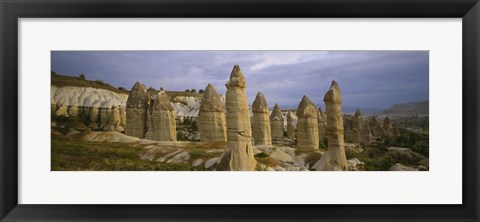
[51,71,203,98]
[381,100,429,115]
[51,71,128,94]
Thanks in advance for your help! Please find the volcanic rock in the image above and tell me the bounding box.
[252,92,272,145]
[296,95,319,149]
[314,81,348,171]
[270,103,285,141]
[287,111,296,140]
[223,65,257,171]
[197,84,227,142]
[125,82,149,138]
[317,108,327,144]
[351,109,371,145]
[145,91,177,141]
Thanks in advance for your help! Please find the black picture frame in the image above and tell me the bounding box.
[1,0,479,221]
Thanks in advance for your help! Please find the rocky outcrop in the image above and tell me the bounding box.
[106,105,123,131]
[383,116,392,136]
[351,109,371,145]
[51,86,128,132]
[197,84,227,142]
[314,81,348,171]
[296,95,319,149]
[287,111,296,140]
[252,92,272,145]
[125,82,150,138]
[270,103,285,141]
[369,117,386,138]
[224,65,256,171]
[145,91,177,141]
[317,108,327,144]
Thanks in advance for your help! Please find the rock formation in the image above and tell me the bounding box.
[369,117,386,138]
[106,105,122,131]
[296,95,319,149]
[197,84,227,142]
[145,91,177,141]
[351,109,371,145]
[314,81,348,171]
[270,103,285,141]
[251,92,272,145]
[317,108,326,144]
[125,82,150,138]
[287,111,296,140]
[383,116,392,136]
[224,65,256,171]
[392,126,400,137]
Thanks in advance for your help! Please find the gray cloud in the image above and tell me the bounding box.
[51,50,428,109]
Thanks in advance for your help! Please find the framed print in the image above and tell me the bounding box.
[1,0,479,221]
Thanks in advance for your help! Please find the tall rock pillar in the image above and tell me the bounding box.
[125,82,149,138]
[198,84,227,142]
[145,91,177,141]
[252,92,272,145]
[296,95,319,149]
[314,81,348,171]
[286,111,296,140]
[270,103,285,141]
[225,65,256,171]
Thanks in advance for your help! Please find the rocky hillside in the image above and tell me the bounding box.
[51,72,204,119]
[382,100,429,116]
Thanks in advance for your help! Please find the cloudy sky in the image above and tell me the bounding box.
[51,51,428,109]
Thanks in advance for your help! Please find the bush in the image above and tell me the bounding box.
[364,156,395,171]
[199,89,204,93]
[190,89,197,93]
[79,73,86,80]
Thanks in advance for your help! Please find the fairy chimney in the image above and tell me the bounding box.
[296,95,320,149]
[270,103,285,141]
[287,111,296,140]
[314,81,348,170]
[125,82,149,138]
[144,91,177,141]
[317,108,327,144]
[197,84,227,142]
[252,92,272,145]
[224,65,256,171]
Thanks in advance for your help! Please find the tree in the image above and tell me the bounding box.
[79,73,86,80]
[199,89,204,93]
[190,89,197,93]
[185,89,190,92]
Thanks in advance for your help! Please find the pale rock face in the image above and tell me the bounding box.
[351,109,371,145]
[198,84,227,142]
[296,95,319,149]
[317,108,327,144]
[125,82,149,138]
[287,111,296,140]
[270,103,285,141]
[51,86,128,109]
[224,65,257,171]
[314,81,348,171]
[145,91,177,141]
[252,92,272,145]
